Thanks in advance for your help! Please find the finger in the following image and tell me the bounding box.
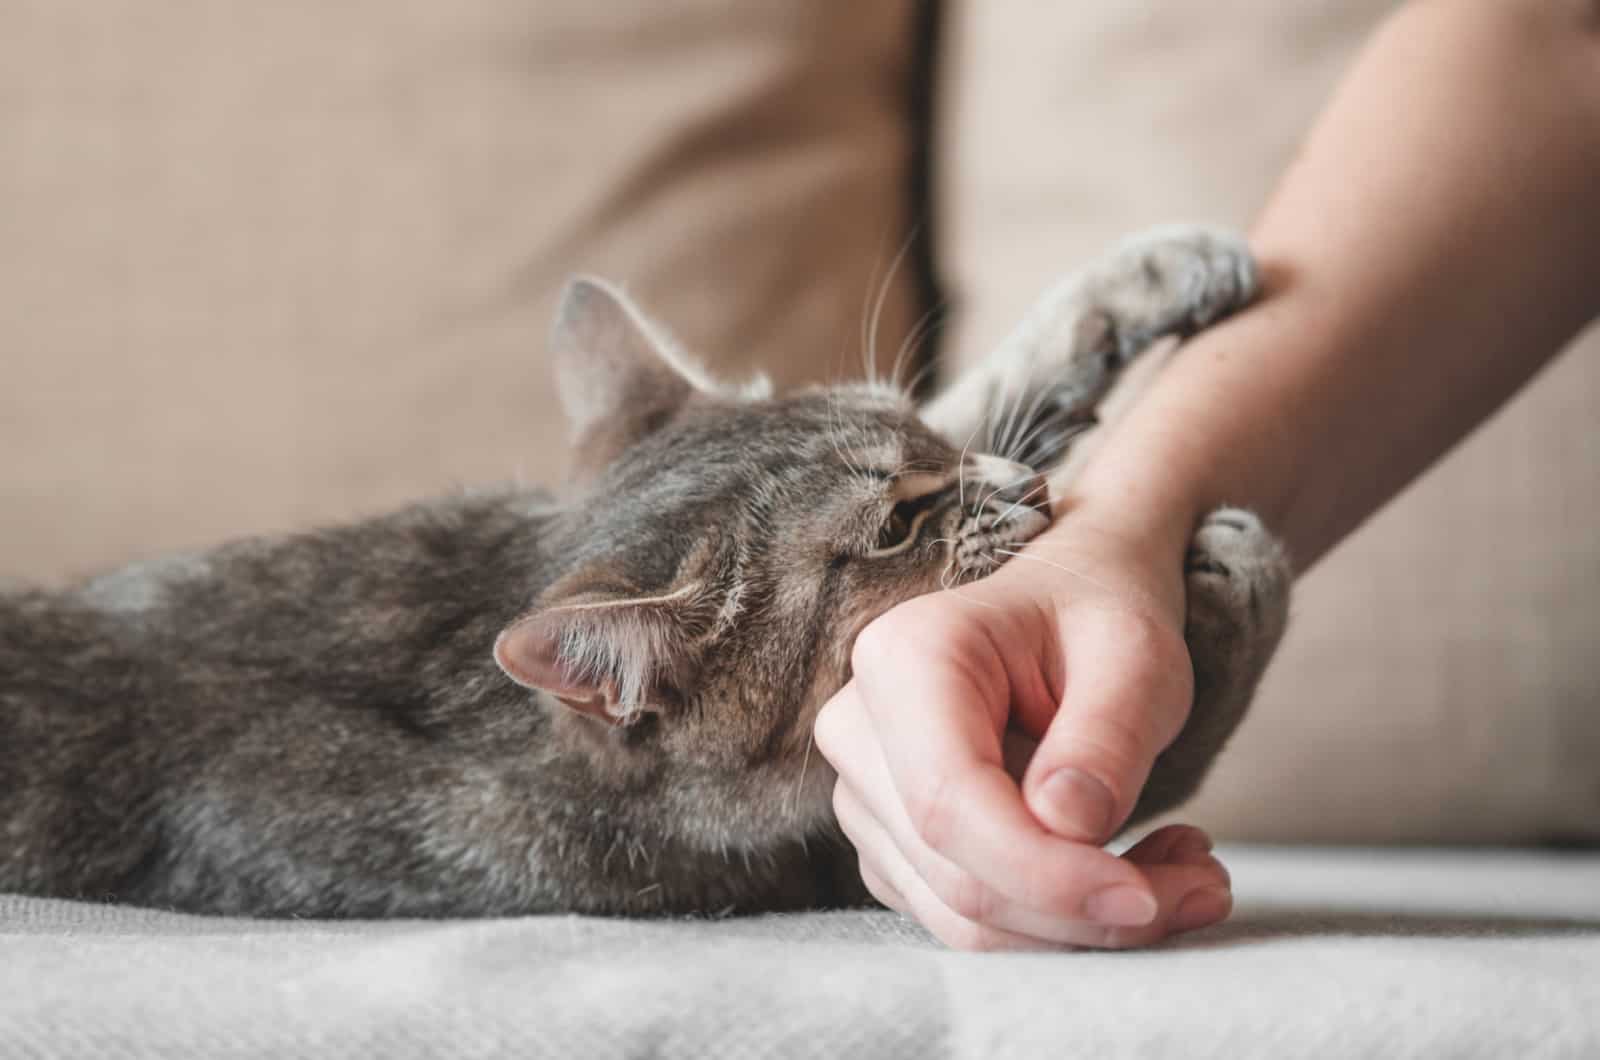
[825,657,1230,946]
[1046,826,1232,946]
[1125,826,1234,935]
[847,613,1160,927]
[1125,823,1216,867]
[826,700,1035,936]
[837,778,1232,949]
[828,690,1169,942]
[1020,607,1193,843]
[1109,861,1234,943]
[833,780,1057,952]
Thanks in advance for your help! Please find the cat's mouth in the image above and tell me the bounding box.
[946,457,1053,578]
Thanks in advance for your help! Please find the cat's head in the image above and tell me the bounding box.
[493,279,1054,845]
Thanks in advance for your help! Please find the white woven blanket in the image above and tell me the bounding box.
[4,847,1597,1058]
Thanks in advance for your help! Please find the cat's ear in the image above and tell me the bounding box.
[492,578,714,727]
[550,277,713,466]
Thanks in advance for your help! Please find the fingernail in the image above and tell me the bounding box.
[1035,768,1115,840]
[1083,884,1158,927]
[1173,886,1233,933]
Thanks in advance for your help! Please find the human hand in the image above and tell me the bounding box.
[813,520,1233,950]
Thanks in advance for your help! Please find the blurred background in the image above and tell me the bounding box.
[3,1,1595,845]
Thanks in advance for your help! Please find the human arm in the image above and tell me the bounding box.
[816,0,1600,949]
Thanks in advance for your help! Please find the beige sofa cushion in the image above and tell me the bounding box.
[940,1,1600,841]
[2,1,917,584]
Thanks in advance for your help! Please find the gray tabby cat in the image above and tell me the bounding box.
[0,226,1288,918]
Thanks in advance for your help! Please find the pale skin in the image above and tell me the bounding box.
[815,0,1600,950]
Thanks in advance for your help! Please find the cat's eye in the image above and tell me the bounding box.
[869,493,941,557]
[880,504,913,549]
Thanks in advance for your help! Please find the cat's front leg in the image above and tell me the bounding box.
[1128,507,1291,828]
[923,226,1256,472]
[1067,224,1258,366]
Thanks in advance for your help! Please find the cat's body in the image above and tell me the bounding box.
[0,227,1289,918]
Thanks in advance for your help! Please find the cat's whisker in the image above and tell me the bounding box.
[943,565,1004,611]
[950,592,1003,612]
[996,480,1050,524]
[994,547,1120,596]
[1001,413,1059,468]
[955,421,983,512]
[993,374,1040,463]
[991,387,1023,463]
[889,299,945,394]
[1000,384,1064,463]
[994,405,1024,464]
[888,306,932,390]
[858,227,891,385]
[1010,373,1065,454]
[900,358,940,402]
[865,225,921,386]
[1015,417,1099,476]
[824,389,869,484]
[927,540,1006,611]
[945,575,1001,610]
[789,729,815,820]
[976,469,1045,515]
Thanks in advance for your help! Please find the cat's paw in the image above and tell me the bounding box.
[1184,507,1289,657]
[1128,507,1290,827]
[1093,225,1257,354]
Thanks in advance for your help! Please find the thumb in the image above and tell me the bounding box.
[1020,607,1193,843]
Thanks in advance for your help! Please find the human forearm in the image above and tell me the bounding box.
[1059,0,1600,573]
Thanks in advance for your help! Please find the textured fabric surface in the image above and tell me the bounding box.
[1,0,918,585]
[3,847,1597,1058]
[938,0,1600,842]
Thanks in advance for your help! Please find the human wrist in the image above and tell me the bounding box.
[1046,260,1306,573]
[1050,449,1205,580]
[1012,473,1198,630]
